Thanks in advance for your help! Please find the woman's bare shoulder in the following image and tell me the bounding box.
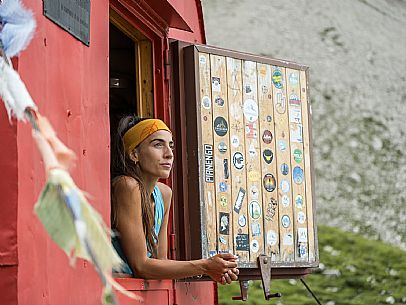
[113,176,141,194]
[156,182,172,200]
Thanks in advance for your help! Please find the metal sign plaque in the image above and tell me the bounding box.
[43,0,90,46]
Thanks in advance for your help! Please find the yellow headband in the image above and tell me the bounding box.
[123,119,171,153]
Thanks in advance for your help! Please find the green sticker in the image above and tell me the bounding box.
[293,149,303,163]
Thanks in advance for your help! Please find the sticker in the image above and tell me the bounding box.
[278,140,287,152]
[251,222,261,237]
[203,116,208,121]
[233,188,246,213]
[265,197,277,221]
[299,243,307,257]
[219,212,230,235]
[215,97,225,107]
[204,144,214,183]
[283,233,293,245]
[236,234,249,251]
[275,92,286,114]
[218,142,227,154]
[280,180,290,193]
[201,96,211,109]
[233,152,244,170]
[249,201,261,219]
[248,171,260,182]
[263,173,276,192]
[212,77,221,92]
[243,99,259,122]
[231,135,240,148]
[209,250,217,257]
[293,149,303,163]
[289,94,301,106]
[245,122,257,139]
[280,163,289,175]
[219,236,227,245]
[298,228,308,242]
[281,215,291,228]
[262,149,274,164]
[220,195,228,208]
[293,166,304,184]
[250,185,259,199]
[224,159,229,179]
[289,107,302,124]
[288,72,299,85]
[219,182,227,192]
[262,130,273,144]
[272,69,283,89]
[266,115,272,122]
[290,124,303,143]
[245,84,253,94]
[267,230,278,246]
[249,143,257,158]
[214,116,228,136]
[297,211,306,224]
[261,85,268,94]
[295,195,303,209]
[230,103,242,120]
[199,55,207,65]
[238,215,247,227]
[250,240,259,253]
[281,195,290,207]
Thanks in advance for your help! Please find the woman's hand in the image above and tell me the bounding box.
[204,253,239,284]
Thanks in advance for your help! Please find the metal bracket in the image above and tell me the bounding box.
[232,280,249,301]
[258,254,282,300]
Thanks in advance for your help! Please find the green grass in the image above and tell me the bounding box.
[218,225,406,305]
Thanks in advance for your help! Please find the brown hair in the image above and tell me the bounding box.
[111,115,158,258]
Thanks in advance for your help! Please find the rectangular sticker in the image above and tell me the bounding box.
[236,234,249,251]
[204,144,214,182]
[233,188,246,213]
[298,228,308,243]
[219,212,230,235]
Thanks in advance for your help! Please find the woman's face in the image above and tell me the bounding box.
[135,130,174,179]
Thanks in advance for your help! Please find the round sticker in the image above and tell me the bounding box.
[296,195,304,209]
[231,135,240,148]
[263,174,276,192]
[298,211,306,224]
[289,72,299,85]
[278,140,287,152]
[262,130,273,144]
[262,149,274,164]
[280,180,290,193]
[250,185,259,199]
[267,230,278,246]
[281,195,290,207]
[245,84,253,94]
[199,55,207,65]
[215,97,225,107]
[214,117,228,136]
[219,182,227,192]
[250,240,259,253]
[293,149,303,163]
[243,99,259,122]
[218,142,227,154]
[281,215,291,228]
[238,215,247,227]
[280,163,289,175]
[272,69,283,89]
[201,96,211,109]
[293,166,304,184]
[220,195,227,207]
[249,201,261,219]
[266,115,272,122]
[233,152,244,170]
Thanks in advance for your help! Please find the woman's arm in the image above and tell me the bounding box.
[113,177,238,282]
[156,182,171,260]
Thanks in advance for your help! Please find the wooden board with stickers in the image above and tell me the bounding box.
[181,44,318,272]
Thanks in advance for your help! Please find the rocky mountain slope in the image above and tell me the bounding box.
[201,0,406,248]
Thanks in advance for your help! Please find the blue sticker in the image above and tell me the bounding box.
[219,182,227,192]
[272,69,283,89]
[293,166,304,184]
[281,215,291,228]
[278,140,287,152]
[280,163,289,175]
[295,195,303,209]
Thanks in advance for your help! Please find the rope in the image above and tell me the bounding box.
[300,279,323,305]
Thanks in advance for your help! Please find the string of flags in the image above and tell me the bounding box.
[0,1,138,304]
